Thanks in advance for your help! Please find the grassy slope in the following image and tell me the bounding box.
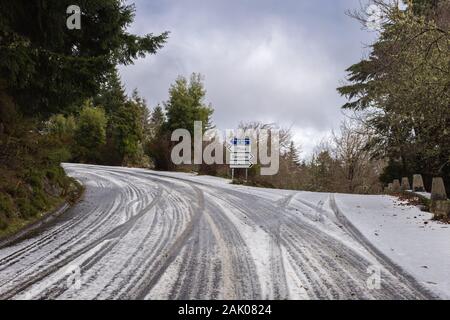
[0,164,83,239]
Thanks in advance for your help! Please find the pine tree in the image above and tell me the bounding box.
[146,105,169,170]
[410,0,442,16]
[0,0,168,118]
[110,100,145,166]
[150,105,165,134]
[286,142,301,167]
[73,101,107,163]
[164,73,214,135]
[338,1,450,192]
[94,68,127,116]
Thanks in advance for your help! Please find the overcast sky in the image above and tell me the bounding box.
[119,0,378,156]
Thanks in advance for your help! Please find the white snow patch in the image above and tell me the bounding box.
[335,194,450,299]
[207,193,275,299]
[14,239,114,300]
[281,245,310,300]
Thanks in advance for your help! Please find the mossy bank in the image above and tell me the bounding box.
[0,165,83,239]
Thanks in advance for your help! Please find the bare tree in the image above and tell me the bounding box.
[332,120,383,193]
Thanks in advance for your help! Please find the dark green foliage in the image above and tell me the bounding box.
[338,2,450,192]
[145,104,167,168]
[411,0,442,15]
[0,193,14,219]
[150,105,165,128]
[42,85,152,167]
[286,142,301,167]
[0,108,80,226]
[379,160,408,186]
[25,169,44,190]
[110,101,145,165]
[16,198,39,219]
[30,189,50,211]
[0,0,168,118]
[148,131,172,170]
[0,1,165,235]
[164,73,214,135]
[90,70,151,166]
[46,166,69,187]
[0,220,7,230]
[94,68,127,116]
[73,102,107,163]
[145,73,215,170]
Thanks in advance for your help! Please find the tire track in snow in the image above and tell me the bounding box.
[0,166,163,299]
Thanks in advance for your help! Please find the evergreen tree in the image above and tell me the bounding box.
[311,150,336,192]
[110,100,145,166]
[164,73,214,135]
[338,2,450,191]
[286,141,301,167]
[410,0,442,16]
[0,0,168,117]
[146,105,169,170]
[93,70,150,166]
[151,105,165,127]
[73,101,107,163]
[94,68,127,116]
[149,104,165,137]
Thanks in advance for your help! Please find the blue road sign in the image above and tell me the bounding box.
[231,137,251,146]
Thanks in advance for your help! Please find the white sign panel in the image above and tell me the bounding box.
[228,137,253,169]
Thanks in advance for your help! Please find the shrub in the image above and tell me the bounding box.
[17,198,38,219]
[31,189,50,211]
[0,193,14,218]
[25,170,44,189]
[0,218,8,230]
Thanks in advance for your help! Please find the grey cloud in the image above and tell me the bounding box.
[119,0,376,155]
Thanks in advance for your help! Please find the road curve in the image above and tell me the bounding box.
[0,164,435,300]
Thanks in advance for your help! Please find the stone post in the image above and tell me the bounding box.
[431,201,450,220]
[401,177,411,191]
[387,183,393,192]
[392,179,401,192]
[431,177,447,201]
[413,174,425,192]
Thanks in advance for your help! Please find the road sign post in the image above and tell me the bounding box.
[228,137,253,182]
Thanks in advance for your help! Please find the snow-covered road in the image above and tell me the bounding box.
[0,164,437,300]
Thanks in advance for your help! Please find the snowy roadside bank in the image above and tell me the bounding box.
[334,194,450,299]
